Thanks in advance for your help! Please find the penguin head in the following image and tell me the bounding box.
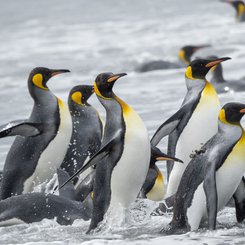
[69,85,94,106]
[219,102,245,125]
[150,145,183,166]
[222,0,245,18]
[178,45,210,65]
[185,57,231,80]
[28,67,70,91]
[94,72,127,99]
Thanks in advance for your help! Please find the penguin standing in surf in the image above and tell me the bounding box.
[0,67,72,200]
[151,57,231,198]
[61,85,103,178]
[165,103,245,233]
[58,72,151,232]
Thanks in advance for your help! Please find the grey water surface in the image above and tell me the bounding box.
[0,0,245,244]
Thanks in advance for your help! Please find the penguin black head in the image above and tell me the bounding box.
[219,102,245,125]
[222,0,245,18]
[178,45,210,65]
[94,72,127,99]
[28,67,70,91]
[151,145,183,166]
[69,85,94,105]
[185,57,231,80]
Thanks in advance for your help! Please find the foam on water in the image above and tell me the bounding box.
[0,0,245,244]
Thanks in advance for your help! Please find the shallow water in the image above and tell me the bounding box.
[0,0,245,244]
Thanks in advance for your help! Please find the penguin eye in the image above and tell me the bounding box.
[71,91,83,105]
[32,73,48,90]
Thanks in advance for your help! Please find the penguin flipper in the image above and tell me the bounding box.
[57,169,76,200]
[0,120,42,137]
[150,109,183,146]
[203,163,217,230]
[57,130,121,191]
[233,177,245,223]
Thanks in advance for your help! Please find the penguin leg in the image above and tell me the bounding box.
[0,120,42,137]
[203,164,217,230]
[151,107,184,146]
[233,177,245,223]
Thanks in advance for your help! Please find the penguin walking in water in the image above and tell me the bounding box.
[208,55,245,93]
[61,85,103,179]
[151,57,231,198]
[0,67,72,200]
[164,103,245,233]
[136,45,209,72]
[0,169,91,226]
[58,72,151,232]
[139,145,183,201]
[221,0,245,22]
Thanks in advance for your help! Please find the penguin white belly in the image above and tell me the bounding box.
[216,135,245,210]
[110,110,151,208]
[23,99,72,193]
[167,85,220,197]
[186,183,207,231]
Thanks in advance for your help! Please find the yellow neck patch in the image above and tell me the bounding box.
[114,95,132,115]
[185,66,194,79]
[32,73,48,90]
[94,82,111,100]
[71,92,83,105]
[219,109,228,124]
[178,49,188,64]
[238,3,245,18]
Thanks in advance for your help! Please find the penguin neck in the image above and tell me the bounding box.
[68,100,91,117]
[185,77,206,92]
[218,120,243,141]
[29,86,57,106]
[210,64,226,84]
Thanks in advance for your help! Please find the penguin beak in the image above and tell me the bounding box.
[240,108,245,113]
[156,154,183,163]
[205,57,231,68]
[107,73,127,83]
[51,69,70,77]
[91,86,95,94]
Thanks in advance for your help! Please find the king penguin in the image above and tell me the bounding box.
[151,57,231,198]
[222,0,245,22]
[0,67,72,200]
[139,145,183,201]
[61,85,103,179]
[136,45,209,72]
[164,102,245,233]
[58,72,151,232]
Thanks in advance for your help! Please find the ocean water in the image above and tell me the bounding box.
[0,0,245,244]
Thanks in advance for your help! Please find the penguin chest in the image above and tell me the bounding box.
[110,109,151,208]
[146,170,166,201]
[24,99,72,192]
[167,84,220,196]
[216,133,245,210]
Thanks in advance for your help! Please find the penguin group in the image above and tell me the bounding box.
[0,0,244,237]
